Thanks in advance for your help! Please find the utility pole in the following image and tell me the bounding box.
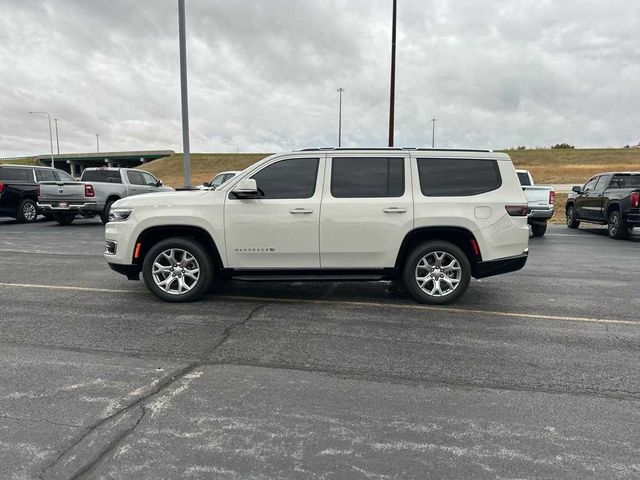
[431,118,437,148]
[337,88,344,147]
[28,111,54,168]
[96,134,100,153]
[388,0,397,147]
[54,118,60,154]
[178,0,191,187]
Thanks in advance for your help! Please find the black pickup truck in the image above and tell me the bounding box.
[565,172,640,239]
[0,165,74,223]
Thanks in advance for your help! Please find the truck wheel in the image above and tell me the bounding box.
[54,213,75,225]
[142,237,213,302]
[607,210,627,240]
[101,200,115,224]
[17,199,38,223]
[531,223,547,237]
[566,205,580,229]
[403,241,471,305]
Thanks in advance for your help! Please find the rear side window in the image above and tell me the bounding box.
[517,172,531,186]
[331,157,404,198]
[0,167,33,182]
[417,158,501,196]
[611,175,640,188]
[250,158,319,199]
[81,170,122,183]
[36,169,57,182]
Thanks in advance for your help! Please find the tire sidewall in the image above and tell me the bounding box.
[403,241,471,305]
[608,211,626,239]
[566,205,579,228]
[531,223,547,237]
[101,200,116,224]
[142,237,214,302]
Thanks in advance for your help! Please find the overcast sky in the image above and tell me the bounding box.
[1,0,639,157]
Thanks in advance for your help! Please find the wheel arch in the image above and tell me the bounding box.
[606,202,621,217]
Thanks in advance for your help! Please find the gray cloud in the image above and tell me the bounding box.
[1,0,640,157]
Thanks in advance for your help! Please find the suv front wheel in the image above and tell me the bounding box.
[142,237,214,302]
[403,241,471,305]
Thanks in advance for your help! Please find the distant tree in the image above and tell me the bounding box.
[517,145,526,150]
[551,143,575,149]
[624,145,630,148]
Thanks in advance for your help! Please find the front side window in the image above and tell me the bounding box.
[56,170,74,181]
[36,169,57,182]
[211,173,228,188]
[140,172,158,186]
[250,158,319,199]
[583,177,598,192]
[331,157,404,198]
[593,175,612,193]
[417,158,502,196]
[126,171,145,186]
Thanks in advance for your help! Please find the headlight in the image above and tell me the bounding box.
[108,208,133,222]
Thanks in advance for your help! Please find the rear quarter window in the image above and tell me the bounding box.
[0,167,34,182]
[81,170,122,183]
[417,158,502,196]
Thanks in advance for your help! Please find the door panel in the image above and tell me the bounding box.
[320,155,413,269]
[575,177,597,219]
[224,157,324,269]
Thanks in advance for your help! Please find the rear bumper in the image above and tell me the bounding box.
[38,201,98,211]
[528,207,554,222]
[473,250,528,279]
[108,262,141,281]
[625,213,640,225]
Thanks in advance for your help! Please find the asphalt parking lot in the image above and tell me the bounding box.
[1,218,639,479]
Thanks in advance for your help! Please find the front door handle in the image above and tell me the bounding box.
[383,207,407,213]
[290,208,313,214]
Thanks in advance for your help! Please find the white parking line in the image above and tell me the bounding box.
[0,281,638,327]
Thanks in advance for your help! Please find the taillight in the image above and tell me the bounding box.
[0,181,5,193]
[632,191,639,208]
[549,190,556,205]
[505,204,529,216]
[85,184,95,198]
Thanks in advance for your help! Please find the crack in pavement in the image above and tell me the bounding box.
[39,304,266,480]
[0,414,82,429]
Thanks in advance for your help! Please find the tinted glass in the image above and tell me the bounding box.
[81,170,122,183]
[56,170,74,181]
[418,158,501,196]
[583,177,598,191]
[0,167,33,182]
[593,175,612,193]
[211,173,228,187]
[250,158,319,199]
[611,174,640,188]
[36,169,57,182]
[140,171,158,186]
[331,157,404,198]
[517,172,531,186]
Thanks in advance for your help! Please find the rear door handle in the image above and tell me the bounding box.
[383,207,407,213]
[290,208,313,214]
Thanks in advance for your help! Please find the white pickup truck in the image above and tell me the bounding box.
[516,169,555,237]
[38,167,173,225]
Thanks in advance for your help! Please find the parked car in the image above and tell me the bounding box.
[0,164,74,223]
[197,171,239,190]
[105,148,530,304]
[516,170,555,237]
[566,172,640,239]
[38,167,174,225]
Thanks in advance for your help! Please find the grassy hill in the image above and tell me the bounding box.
[138,153,270,187]
[0,157,38,165]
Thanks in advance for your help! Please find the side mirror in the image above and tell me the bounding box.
[572,186,582,194]
[232,178,259,198]
[202,181,210,187]
[156,180,163,187]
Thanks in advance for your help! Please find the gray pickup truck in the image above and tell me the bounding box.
[38,167,173,225]
[516,169,555,237]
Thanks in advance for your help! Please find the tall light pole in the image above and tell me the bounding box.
[96,134,100,153]
[54,118,60,154]
[28,111,55,168]
[337,87,344,147]
[431,118,437,148]
[388,0,397,147]
[178,0,191,187]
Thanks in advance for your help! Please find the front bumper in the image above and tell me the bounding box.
[38,201,98,211]
[108,262,141,280]
[473,250,528,279]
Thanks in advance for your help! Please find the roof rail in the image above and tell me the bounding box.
[298,147,493,153]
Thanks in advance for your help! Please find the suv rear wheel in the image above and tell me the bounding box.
[17,199,38,223]
[142,237,213,302]
[403,241,471,305]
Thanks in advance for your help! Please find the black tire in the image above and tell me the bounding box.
[531,223,547,237]
[607,210,627,240]
[403,241,471,305]
[16,199,38,223]
[142,237,214,302]
[101,199,116,224]
[566,205,580,229]
[54,212,75,225]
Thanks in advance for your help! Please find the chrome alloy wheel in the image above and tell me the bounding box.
[608,214,619,237]
[414,251,462,297]
[23,202,37,221]
[151,248,201,295]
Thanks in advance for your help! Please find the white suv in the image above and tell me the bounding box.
[105,148,529,304]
